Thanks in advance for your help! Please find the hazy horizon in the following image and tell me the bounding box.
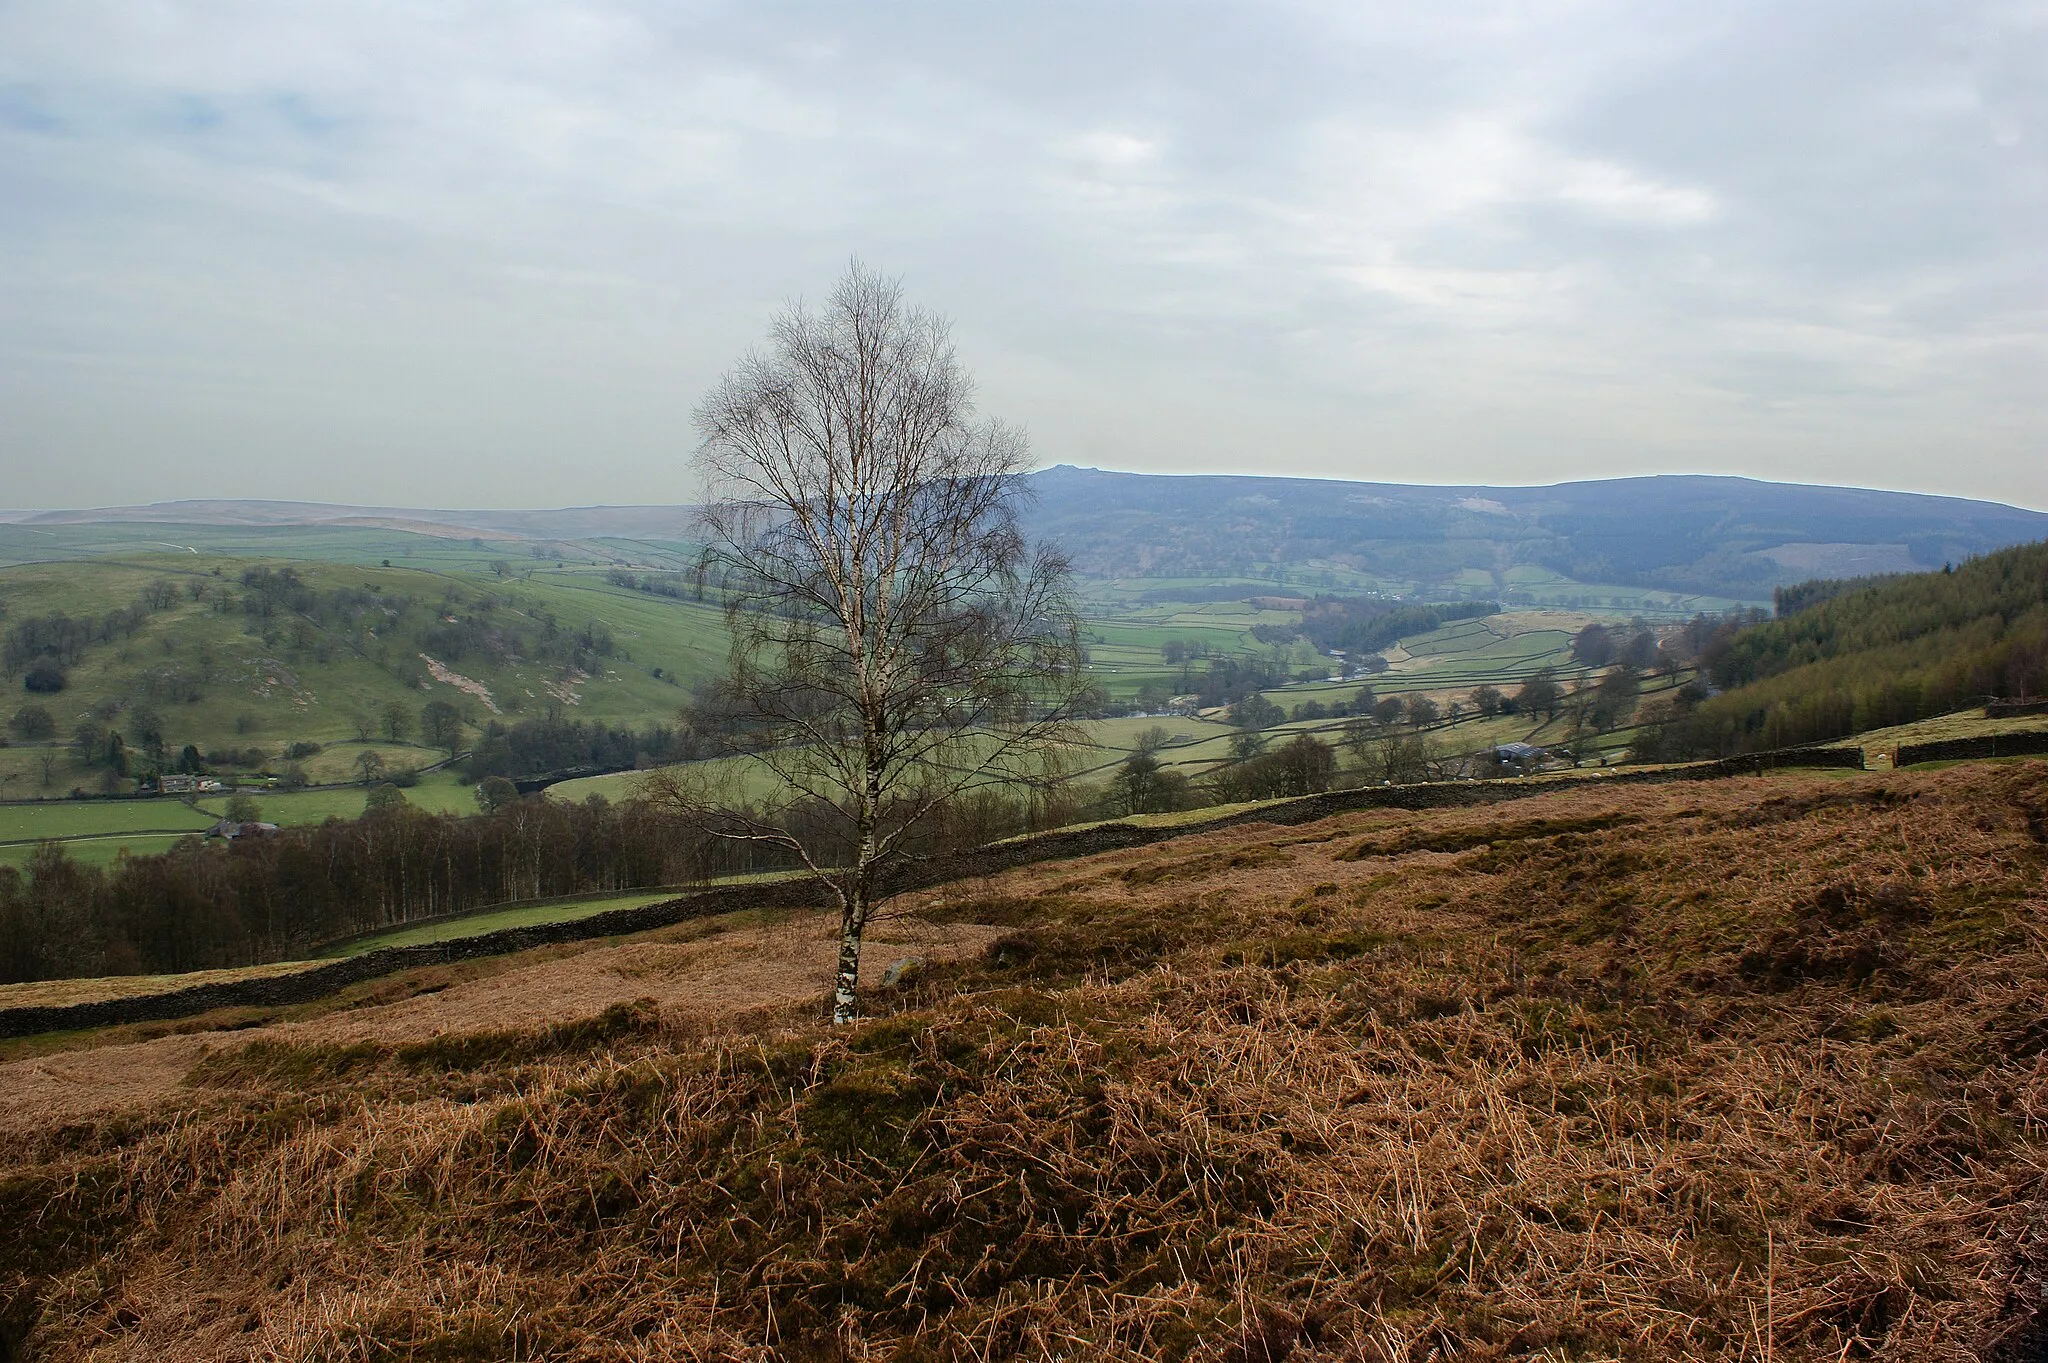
[3,2,2042,510]
[6,464,2048,520]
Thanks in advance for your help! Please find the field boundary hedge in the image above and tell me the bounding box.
[0,744,1900,1039]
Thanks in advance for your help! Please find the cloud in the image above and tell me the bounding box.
[0,0,2040,509]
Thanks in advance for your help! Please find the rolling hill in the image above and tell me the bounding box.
[0,556,729,799]
[8,469,2045,606]
[1022,466,2048,601]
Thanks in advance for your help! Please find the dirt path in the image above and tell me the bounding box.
[0,910,998,1136]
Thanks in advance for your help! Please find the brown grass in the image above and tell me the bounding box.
[4,762,2047,1361]
[0,910,998,1136]
[1854,708,2048,753]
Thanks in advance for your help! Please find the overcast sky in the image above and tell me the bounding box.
[2,1,2042,511]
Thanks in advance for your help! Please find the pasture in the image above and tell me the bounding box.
[4,540,1719,866]
[0,771,484,869]
[0,832,191,872]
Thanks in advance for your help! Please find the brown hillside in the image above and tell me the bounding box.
[4,763,2048,1361]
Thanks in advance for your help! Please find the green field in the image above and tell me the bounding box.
[0,770,485,868]
[1261,614,1592,710]
[0,798,218,842]
[0,832,191,871]
[1078,603,1313,701]
[319,888,690,955]
[188,772,481,824]
[548,608,1679,801]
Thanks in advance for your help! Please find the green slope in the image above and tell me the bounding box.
[1,554,731,789]
[1645,540,2048,755]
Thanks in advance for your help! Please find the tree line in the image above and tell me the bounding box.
[0,771,1083,985]
[460,711,703,781]
[1296,598,1500,654]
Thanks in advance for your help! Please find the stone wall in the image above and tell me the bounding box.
[1683,746,1867,778]
[1896,732,2048,767]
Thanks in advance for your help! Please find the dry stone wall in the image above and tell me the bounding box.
[1896,731,2048,766]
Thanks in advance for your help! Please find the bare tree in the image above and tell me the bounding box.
[662,262,1086,1024]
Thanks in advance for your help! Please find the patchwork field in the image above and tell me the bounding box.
[4,759,2044,1359]
[0,771,486,870]
[6,529,1717,867]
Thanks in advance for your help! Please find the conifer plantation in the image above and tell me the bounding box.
[1646,541,2048,757]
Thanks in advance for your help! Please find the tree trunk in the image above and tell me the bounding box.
[833,765,881,1026]
[832,901,864,1026]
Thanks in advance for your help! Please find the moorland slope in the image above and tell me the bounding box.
[4,759,2046,1360]
[1025,467,2048,598]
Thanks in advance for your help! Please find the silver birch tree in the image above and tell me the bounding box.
[672,262,1086,1024]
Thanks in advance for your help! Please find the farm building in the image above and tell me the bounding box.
[205,819,280,840]
[1493,741,1546,770]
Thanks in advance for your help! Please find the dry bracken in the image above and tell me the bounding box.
[4,761,2047,1361]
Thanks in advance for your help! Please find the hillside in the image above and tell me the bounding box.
[4,760,2045,1360]
[0,500,695,541]
[1647,540,2048,757]
[0,556,728,798]
[1025,467,2048,602]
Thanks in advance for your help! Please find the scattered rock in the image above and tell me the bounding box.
[880,957,926,988]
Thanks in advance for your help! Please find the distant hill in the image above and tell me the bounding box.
[0,500,695,541]
[8,471,2046,603]
[1021,466,2048,600]
[1643,540,2048,756]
